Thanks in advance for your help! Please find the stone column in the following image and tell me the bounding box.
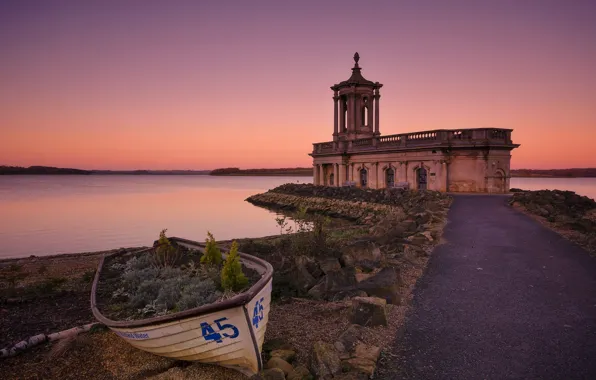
[313,165,318,185]
[338,164,346,186]
[347,94,354,133]
[367,95,373,130]
[374,88,380,135]
[333,164,338,187]
[318,165,323,186]
[355,95,361,132]
[339,99,345,133]
[376,162,380,188]
[333,91,339,137]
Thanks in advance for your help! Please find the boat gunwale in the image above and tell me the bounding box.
[90,236,274,329]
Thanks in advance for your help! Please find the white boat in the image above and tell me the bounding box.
[90,237,274,377]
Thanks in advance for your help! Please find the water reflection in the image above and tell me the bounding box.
[0,175,310,258]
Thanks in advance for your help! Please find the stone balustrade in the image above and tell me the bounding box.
[312,128,513,155]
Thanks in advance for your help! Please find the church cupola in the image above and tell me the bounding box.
[330,53,383,141]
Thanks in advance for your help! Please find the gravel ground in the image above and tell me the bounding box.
[378,195,596,380]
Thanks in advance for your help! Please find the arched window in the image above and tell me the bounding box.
[362,98,368,126]
[386,168,395,188]
[417,167,427,190]
[360,168,368,188]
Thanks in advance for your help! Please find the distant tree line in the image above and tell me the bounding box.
[210,167,312,176]
[0,166,91,175]
[511,168,596,178]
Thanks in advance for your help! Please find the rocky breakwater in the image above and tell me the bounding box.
[246,184,451,379]
[511,189,596,254]
[246,184,451,303]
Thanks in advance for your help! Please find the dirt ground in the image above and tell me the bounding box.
[0,251,110,348]
[0,206,448,379]
[0,241,438,380]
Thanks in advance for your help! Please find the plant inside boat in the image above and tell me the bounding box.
[95,230,258,320]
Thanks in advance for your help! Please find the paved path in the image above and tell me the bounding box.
[379,195,596,380]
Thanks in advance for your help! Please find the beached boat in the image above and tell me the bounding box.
[90,237,273,376]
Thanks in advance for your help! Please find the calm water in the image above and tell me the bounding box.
[510,177,596,201]
[0,176,311,259]
[1,176,595,259]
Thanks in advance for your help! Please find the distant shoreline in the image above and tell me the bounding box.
[2,166,596,178]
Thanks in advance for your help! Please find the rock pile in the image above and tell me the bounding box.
[265,183,449,212]
[310,325,382,379]
[246,184,451,300]
[255,340,313,380]
[511,189,596,253]
[247,184,450,225]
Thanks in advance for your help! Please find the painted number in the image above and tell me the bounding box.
[200,317,239,344]
[252,297,265,328]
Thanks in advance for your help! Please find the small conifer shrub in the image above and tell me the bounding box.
[153,229,180,268]
[221,241,249,291]
[201,231,223,266]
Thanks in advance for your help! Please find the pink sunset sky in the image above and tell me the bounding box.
[1,0,595,170]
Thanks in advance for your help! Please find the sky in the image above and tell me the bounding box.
[1,0,595,170]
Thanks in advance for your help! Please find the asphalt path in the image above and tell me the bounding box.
[379,195,596,380]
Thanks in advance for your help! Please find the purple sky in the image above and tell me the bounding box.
[1,0,595,169]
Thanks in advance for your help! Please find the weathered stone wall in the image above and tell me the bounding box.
[313,148,514,193]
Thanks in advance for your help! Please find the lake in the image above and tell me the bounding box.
[0,175,311,259]
[1,176,594,259]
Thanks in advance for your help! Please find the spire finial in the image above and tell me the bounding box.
[354,52,360,65]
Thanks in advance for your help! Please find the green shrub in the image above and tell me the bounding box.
[176,280,221,310]
[153,229,180,268]
[201,232,222,266]
[221,241,248,291]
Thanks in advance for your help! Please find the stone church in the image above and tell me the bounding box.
[310,53,519,193]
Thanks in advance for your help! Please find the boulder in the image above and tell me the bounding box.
[329,289,367,301]
[270,349,296,363]
[310,341,341,379]
[352,342,381,362]
[260,368,286,380]
[287,365,313,380]
[355,273,374,283]
[414,212,432,225]
[356,259,379,273]
[332,373,369,380]
[337,325,366,352]
[318,257,341,274]
[325,267,357,293]
[342,357,376,377]
[307,279,326,300]
[292,256,319,292]
[343,240,381,264]
[339,253,355,267]
[263,338,293,353]
[350,296,388,326]
[421,231,434,242]
[334,341,350,360]
[399,219,418,235]
[408,233,429,246]
[356,267,402,304]
[266,357,293,376]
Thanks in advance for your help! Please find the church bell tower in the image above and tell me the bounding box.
[330,53,383,142]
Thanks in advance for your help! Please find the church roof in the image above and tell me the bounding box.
[331,52,381,90]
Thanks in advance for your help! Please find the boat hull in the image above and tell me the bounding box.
[91,237,273,376]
